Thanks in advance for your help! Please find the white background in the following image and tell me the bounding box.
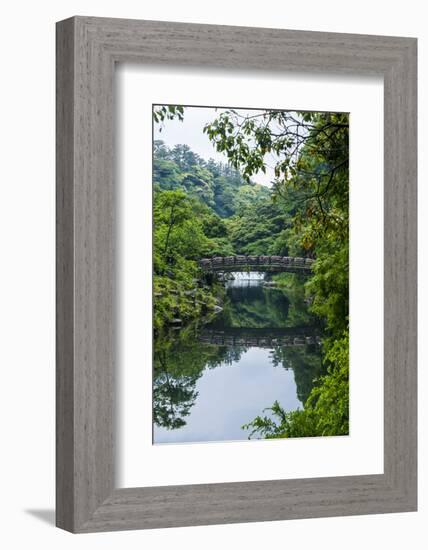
[118,67,383,487]
[0,1,425,548]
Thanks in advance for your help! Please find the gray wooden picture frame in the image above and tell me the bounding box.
[56,16,417,533]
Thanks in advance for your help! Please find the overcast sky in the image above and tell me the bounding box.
[153,106,277,187]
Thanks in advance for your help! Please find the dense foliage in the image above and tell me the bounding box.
[154,141,270,218]
[154,141,308,258]
[153,189,229,331]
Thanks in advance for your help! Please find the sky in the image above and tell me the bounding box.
[153,105,277,187]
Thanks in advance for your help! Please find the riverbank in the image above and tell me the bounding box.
[153,273,225,333]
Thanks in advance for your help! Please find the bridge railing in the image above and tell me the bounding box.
[198,255,314,270]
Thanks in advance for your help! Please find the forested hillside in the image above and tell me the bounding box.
[154,141,307,258]
[154,141,270,218]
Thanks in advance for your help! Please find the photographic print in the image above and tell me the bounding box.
[152,104,349,444]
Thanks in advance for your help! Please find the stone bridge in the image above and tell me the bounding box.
[198,255,314,274]
[199,326,321,348]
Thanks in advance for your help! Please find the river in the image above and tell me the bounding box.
[153,273,323,444]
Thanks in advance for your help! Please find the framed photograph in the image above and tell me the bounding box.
[56,16,417,532]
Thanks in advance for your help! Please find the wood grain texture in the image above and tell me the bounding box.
[56,16,417,533]
[56,18,75,532]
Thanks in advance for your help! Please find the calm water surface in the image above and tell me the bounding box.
[153,273,322,444]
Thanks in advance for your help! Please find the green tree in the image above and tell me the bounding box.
[153,190,231,331]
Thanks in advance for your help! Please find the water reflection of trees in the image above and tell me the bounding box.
[154,283,324,434]
[208,282,319,329]
[215,285,291,328]
[269,345,324,404]
[154,332,323,432]
[153,329,247,431]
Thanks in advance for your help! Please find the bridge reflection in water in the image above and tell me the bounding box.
[199,327,321,348]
